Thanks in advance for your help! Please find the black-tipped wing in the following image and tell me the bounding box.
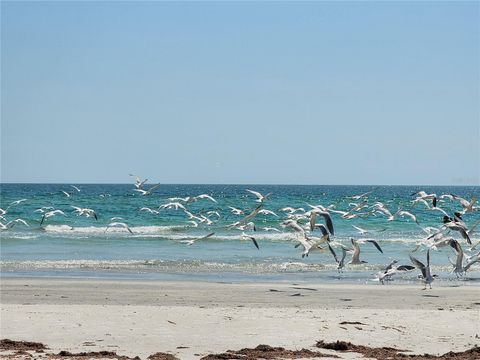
[409,254,427,279]
[367,239,383,253]
[319,212,334,235]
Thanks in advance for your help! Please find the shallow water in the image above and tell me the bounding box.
[1,184,479,285]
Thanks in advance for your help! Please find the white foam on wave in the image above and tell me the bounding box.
[2,259,473,274]
[44,224,186,235]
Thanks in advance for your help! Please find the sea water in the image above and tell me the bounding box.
[1,184,479,285]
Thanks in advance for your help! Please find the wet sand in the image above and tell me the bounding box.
[1,277,479,359]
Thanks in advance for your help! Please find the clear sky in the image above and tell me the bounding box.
[1,1,479,185]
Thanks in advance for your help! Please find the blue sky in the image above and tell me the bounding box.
[1,1,479,185]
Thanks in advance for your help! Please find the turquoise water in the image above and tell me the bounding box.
[1,184,479,284]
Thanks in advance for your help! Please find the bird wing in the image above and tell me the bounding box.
[246,189,262,199]
[409,254,427,278]
[367,239,383,253]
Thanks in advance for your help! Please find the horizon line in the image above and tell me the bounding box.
[0,182,479,187]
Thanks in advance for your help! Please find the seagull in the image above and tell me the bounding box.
[70,185,81,192]
[133,183,161,196]
[411,191,437,208]
[159,202,186,211]
[227,205,263,229]
[310,210,334,235]
[442,219,472,245]
[180,232,215,246]
[448,239,464,276]
[376,260,415,284]
[258,209,278,217]
[462,252,480,273]
[410,250,437,289]
[129,174,149,189]
[349,238,383,264]
[280,207,305,214]
[61,190,71,198]
[140,207,160,215]
[194,194,217,203]
[246,189,272,203]
[229,207,244,216]
[282,219,306,235]
[5,218,30,229]
[396,210,419,224]
[7,199,27,209]
[372,202,395,221]
[71,206,98,220]
[328,243,352,272]
[352,225,369,235]
[348,188,377,200]
[105,222,133,234]
[452,195,477,213]
[40,210,67,225]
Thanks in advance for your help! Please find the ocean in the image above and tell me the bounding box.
[1,184,479,285]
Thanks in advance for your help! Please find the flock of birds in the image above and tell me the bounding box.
[1,175,479,290]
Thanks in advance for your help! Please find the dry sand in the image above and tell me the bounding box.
[1,277,479,359]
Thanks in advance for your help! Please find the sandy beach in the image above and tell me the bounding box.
[1,277,479,359]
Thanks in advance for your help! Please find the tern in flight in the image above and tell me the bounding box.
[105,222,133,234]
[40,210,67,225]
[133,183,161,196]
[71,206,98,220]
[246,189,272,203]
[181,232,215,246]
[348,238,383,264]
[410,250,437,289]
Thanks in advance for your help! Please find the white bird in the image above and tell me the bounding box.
[129,174,149,189]
[246,189,272,203]
[71,206,98,220]
[159,202,186,211]
[452,195,477,213]
[105,222,133,234]
[70,185,81,192]
[61,191,71,198]
[463,252,480,273]
[310,210,334,235]
[194,194,217,203]
[396,210,419,224]
[133,183,160,196]
[411,191,437,208]
[34,207,55,214]
[448,239,464,276]
[376,260,415,284]
[5,218,30,229]
[352,225,369,235]
[258,209,278,217]
[372,202,394,221]
[229,207,244,215]
[410,250,437,289]
[40,210,67,225]
[280,207,305,214]
[349,238,383,264]
[227,205,263,229]
[348,189,377,200]
[8,199,27,208]
[140,207,160,215]
[282,219,306,235]
[181,232,215,246]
